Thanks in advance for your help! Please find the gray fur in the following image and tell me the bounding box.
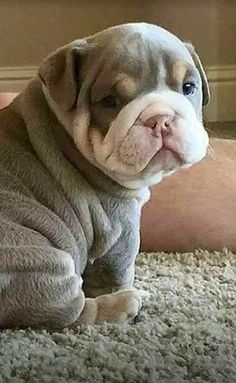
[0,23,209,328]
[0,80,142,328]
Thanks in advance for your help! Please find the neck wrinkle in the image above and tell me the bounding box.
[53,119,141,200]
[19,79,141,262]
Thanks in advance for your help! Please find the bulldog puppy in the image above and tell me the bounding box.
[0,23,209,328]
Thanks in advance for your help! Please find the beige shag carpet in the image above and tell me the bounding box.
[0,250,235,383]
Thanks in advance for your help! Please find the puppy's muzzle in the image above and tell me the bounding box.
[75,91,208,180]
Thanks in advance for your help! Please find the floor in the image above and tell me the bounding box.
[1,249,235,382]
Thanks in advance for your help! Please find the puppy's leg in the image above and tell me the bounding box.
[82,247,137,299]
[82,219,140,298]
[77,289,142,325]
[78,257,142,325]
[0,247,141,328]
[0,246,85,329]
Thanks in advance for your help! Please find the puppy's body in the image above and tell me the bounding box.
[0,23,209,328]
[0,81,143,327]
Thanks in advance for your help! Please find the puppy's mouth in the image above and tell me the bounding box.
[152,146,184,164]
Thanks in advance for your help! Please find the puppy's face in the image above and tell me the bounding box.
[39,23,210,189]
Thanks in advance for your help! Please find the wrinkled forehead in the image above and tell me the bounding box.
[85,23,197,99]
[88,23,193,59]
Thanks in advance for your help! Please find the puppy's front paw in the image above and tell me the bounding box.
[78,289,142,325]
[98,289,142,323]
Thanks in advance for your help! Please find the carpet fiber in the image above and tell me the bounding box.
[0,250,235,383]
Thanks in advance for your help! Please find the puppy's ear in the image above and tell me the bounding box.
[38,40,87,111]
[185,43,210,106]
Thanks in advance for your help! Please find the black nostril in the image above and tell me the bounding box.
[145,117,157,129]
[162,123,172,137]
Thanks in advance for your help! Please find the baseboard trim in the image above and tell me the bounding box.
[204,65,236,122]
[0,65,236,122]
[0,66,37,93]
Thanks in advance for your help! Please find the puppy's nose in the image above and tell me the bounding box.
[145,114,173,137]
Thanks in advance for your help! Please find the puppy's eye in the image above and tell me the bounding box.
[182,82,196,96]
[101,95,119,108]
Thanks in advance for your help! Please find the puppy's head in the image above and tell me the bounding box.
[39,23,210,189]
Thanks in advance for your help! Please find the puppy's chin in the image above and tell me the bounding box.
[105,148,187,190]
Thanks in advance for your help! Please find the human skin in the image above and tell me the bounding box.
[1,93,235,253]
[141,138,236,253]
[0,93,18,109]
